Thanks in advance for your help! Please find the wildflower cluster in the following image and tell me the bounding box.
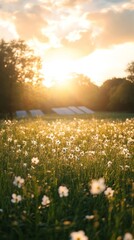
[0,117,133,240]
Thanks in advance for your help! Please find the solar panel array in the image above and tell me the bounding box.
[16,106,94,118]
[52,106,94,115]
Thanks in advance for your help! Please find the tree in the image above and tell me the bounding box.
[69,73,92,86]
[125,61,134,83]
[47,73,99,109]
[0,39,43,117]
[69,73,99,109]
[98,78,126,111]
[98,77,134,112]
[108,81,134,112]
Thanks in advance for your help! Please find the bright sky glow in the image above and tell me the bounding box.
[0,0,134,86]
[42,55,75,87]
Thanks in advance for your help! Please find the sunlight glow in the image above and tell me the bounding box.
[40,42,134,87]
[42,57,75,87]
[74,42,134,85]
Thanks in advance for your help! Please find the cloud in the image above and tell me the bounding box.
[0,0,25,12]
[14,5,50,42]
[89,0,128,10]
[61,30,95,58]
[87,7,134,48]
[0,19,18,40]
[0,9,19,40]
[0,0,134,60]
[1,0,19,3]
[0,1,50,42]
[58,0,89,7]
[102,0,127,3]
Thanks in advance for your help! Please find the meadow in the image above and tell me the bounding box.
[0,114,133,240]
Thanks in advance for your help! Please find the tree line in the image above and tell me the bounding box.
[0,39,134,118]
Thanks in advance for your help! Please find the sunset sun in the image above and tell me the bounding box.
[42,56,75,87]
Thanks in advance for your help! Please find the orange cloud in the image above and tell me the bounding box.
[14,5,50,42]
[87,8,134,48]
[0,0,134,61]
[59,0,89,7]
[61,30,95,58]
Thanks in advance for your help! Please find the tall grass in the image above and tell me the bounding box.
[0,115,133,240]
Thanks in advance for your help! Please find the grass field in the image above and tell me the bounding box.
[0,113,134,240]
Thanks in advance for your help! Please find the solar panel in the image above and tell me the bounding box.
[78,106,94,114]
[68,106,84,114]
[16,110,28,118]
[29,109,44,117]
[52,107,75,115]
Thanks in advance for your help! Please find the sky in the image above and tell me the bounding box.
[0,0,134,86]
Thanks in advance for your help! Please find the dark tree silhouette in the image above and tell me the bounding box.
[126,61,134,83]
[108,81,134,111]
[98,77,134,112]
[98,78,126,110]
[0,39,43,117]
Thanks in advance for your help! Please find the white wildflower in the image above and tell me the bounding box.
[58,185,69,197]
[13,176,24,188]
[90,178,106,195]
[41,195,50,207]
[31,140,37,145]
[70,230,88,240]
[107,161,112,167]
[104,187,114,198]
[8,137,12,142]
[11,193,22,203]
[56,140,60,145]
[123,232,133,240]
[31,157,39,165]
